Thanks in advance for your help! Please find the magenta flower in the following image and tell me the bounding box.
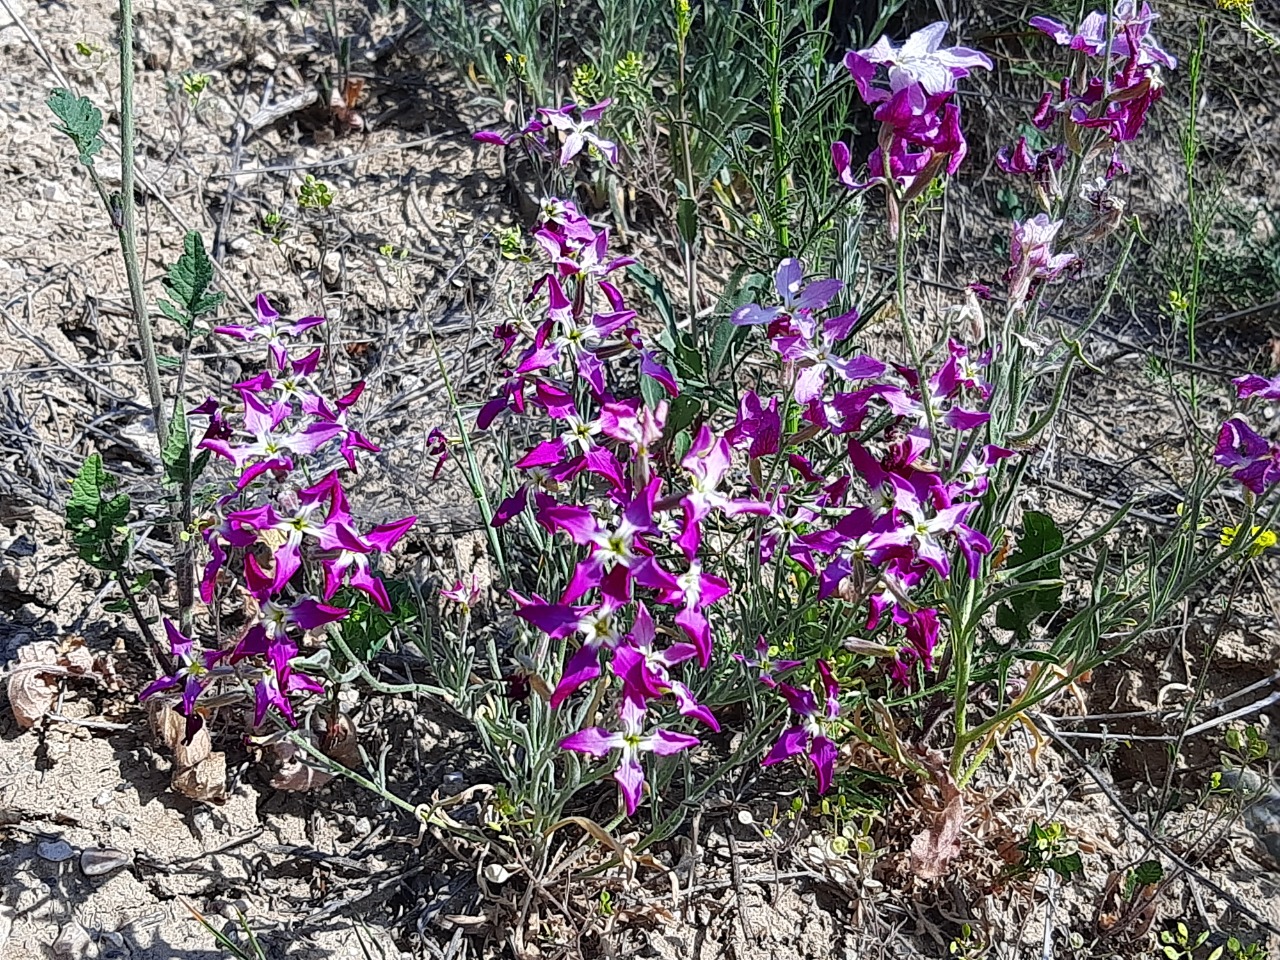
[1215,417,1280,494]
[763,660,841,794]
[1006,214,1079,310]
[731,258,843,327]
[1234,372,1280,401]
[253,635,325,727]
[214,295,325,370]
[611,603,718,730]
[732,635,802,689]
[140,620,224,737]
[1030,2,1175,69]
[560,699,699,815]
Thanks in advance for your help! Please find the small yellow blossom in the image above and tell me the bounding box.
[1220,524,1277,557]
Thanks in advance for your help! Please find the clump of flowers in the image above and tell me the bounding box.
[472,93,1010,808]
[994,3,1175,312]
[832,21,992,235]
[141,295,413,736]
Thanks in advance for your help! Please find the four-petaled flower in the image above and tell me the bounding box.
[560,699,699,815]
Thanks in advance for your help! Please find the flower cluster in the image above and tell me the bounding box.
[142,295,414,734]
[832,21,992,234]
[473,94,1007,800]
[1216,372,1280,494]
[997,3,1175,311]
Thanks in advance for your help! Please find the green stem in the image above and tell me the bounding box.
[765,0,788,252]
[117,0,167,450]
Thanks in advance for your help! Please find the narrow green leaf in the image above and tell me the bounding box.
[163,403,191,487]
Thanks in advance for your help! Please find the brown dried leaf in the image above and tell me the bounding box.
[7,641,60,728]
[909,791,965,879]
[150,704,226,802]
[267,738,334,792]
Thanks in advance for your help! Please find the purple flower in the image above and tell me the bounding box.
[1030,2,1175,69]
[214,295,326,370]
[1234,372,1280,401]
[539,100,618,165]
[140,620,223,737]
[846,21,992,101]
[1006,214,1079,309]
[253,635,325,727]
[731,258,843,327]
[762,661,841,794]
[1215,417,1280,493]
[560,699,699,815]
[732,635,802,688]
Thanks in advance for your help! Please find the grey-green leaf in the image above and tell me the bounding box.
[47,88,105,166]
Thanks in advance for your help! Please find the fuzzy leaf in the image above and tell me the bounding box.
[66,454,130,570]
[162,403,191,487]
[47,88,105,165]
[996,511,1064,640]
[161,231,224,333]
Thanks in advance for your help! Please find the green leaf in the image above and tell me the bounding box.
[47,88,104,165]
[626,264,681,354]
[162,402,191,487]
[160,231,224,334]
[676,197,698,249]
[66,454,130,571]
[1132,859,1163,887]
[192,448,212,483]
[996,511,1064,640]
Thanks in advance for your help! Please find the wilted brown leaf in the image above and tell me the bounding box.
[150,704,226,802]
[909,790,965,879]
[7,641,60,728]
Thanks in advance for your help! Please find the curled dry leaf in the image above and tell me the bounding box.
[7,641,60,728]
[909,786,965,880]
[267,713,359,792]
[150,703,227,803]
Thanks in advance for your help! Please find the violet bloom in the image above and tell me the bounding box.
[320,513,416,612]
[889,607,941,687]
[732,635,802,689]
[227,472,371,592]
[560,698,699,816]
[611,603,718,730]
[539,100,618,165]
[1214,417,1280,494]
[1006,214,1079,310]
[846,21,993,101]
[1030,2,1175,69]
[253,635,325,727]
[731,258,843,327]
[214,294,326,370]
[514,596,625,706]
[1234,372,1280,401]
[762,660,841,794]
[725,390,781,459]
[472,115,546,150]
[140,620,223,736]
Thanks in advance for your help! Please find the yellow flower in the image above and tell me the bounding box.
[1221,524,1278,557]
[1217,0,1253,13]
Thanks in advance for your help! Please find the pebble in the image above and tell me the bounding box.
[81,847,132,877]
[37,839,75,863]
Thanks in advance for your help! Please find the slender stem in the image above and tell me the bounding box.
[117,0,168,450]
[765,0,789,252]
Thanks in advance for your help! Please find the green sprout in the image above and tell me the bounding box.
[297,174,334,210]
[181,72,210,105]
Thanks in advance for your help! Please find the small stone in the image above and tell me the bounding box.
[352,816,372,838]
[37,839,75,862]
[228,236,254,255]
[81,847,132,877]
[52,921,96,959]
[322,251,342,286]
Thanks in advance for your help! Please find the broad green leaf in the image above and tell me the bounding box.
[996,511,1065,640]
[47,88,104,165]
[161,231,224,334]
